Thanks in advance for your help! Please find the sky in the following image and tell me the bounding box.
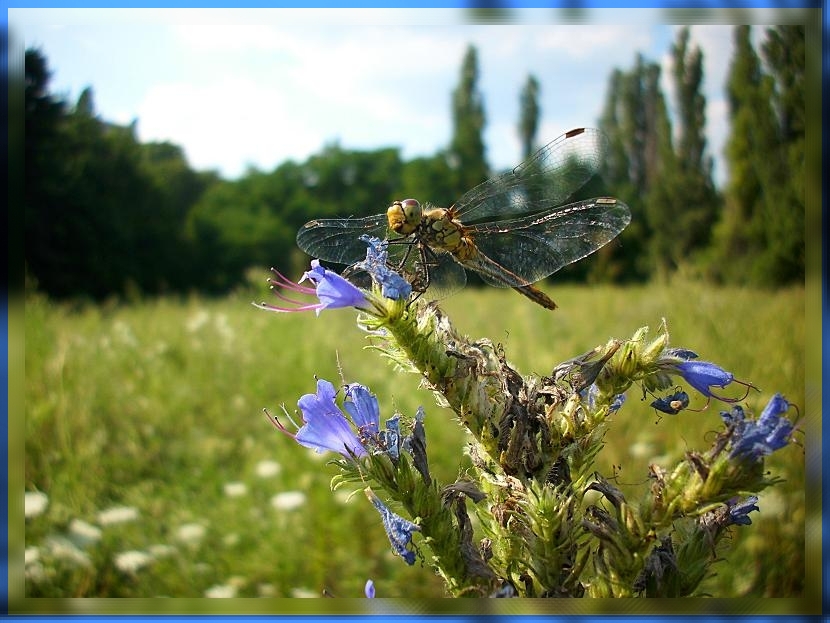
[12,9,776,189]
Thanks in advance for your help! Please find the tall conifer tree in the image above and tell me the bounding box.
[449,44,489,196]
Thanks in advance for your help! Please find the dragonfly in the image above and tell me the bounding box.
[296,127,631,310]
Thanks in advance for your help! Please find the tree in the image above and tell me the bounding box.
[518,74,541,160]
[597,55,675,282]
[24,48,214,299]
[656,27,719,278]
[709,25,802,286]
[760,25,805,284]
[449,44,488,197]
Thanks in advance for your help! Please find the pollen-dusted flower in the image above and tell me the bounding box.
[650,390,690,415]
[365,488,420,565]
[355,235,413,301]
[254,260,367,315]
[721,393,794,461]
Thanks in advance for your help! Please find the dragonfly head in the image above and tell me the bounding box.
[387,199,422,235]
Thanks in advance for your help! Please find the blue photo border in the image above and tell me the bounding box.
[4,0,826,619]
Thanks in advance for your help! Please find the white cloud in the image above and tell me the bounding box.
[136,77,319,176]
[532,24,652,60]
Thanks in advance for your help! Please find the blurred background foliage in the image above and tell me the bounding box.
[21,25,805,301]
[16,23,811,603]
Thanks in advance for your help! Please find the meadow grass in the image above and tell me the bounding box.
[20,277,806,602]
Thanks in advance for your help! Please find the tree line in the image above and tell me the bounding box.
[23,26,804,301]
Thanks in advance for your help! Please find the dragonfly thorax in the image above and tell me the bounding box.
[387,199,473,258]
[420,207,475,259]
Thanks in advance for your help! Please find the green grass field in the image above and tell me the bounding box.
[18,277,807,604]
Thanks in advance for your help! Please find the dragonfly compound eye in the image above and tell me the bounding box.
[387,199,422,235]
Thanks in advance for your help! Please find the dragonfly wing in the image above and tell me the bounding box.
[464,197,631,287]
[418,249,467,301]
[296,214,392,265]
[452,128,607,223]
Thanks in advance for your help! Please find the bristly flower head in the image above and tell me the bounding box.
[354,235,412,301]
[254,260,368,316]
[720,393,795,461]
[365,488,420,565]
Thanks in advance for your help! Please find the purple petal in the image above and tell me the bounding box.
[295,380,367,457]
[299,260,367,314]
[343,383,380,435]
[365,489,420,565]
[675,360,733,397]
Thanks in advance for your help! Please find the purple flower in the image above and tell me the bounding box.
[254,260,367,315]
[723,393,795,461]
[582,384,626,413]
[355,235,412,301]
[674,360,733,397]
[365,488,420,565]
[650,390,690,415]
[726,495,760,526]
[364,580,375,598]
[344,383,381,438]
[664,348,699,360]
[672,360,756,403]
[268,379,370,458]
[268,380,398,460]
[378,415,401,461]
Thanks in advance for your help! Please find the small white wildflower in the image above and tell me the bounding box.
[628,440,655,459]
[290,587,319,598]
[205,583,237,598]
[97,505,139,526]
[25,551,46,583]
[112,320,138,347]
[257,583,276,597]
[45,535,92,568]
[114,550,153,574]
[25,491,49,519]
[176,522,207,545]
[271,491,306,511]
[224,482,248,498]
[255,460,282,478]
[25,547,40,565]
[68,518,102,547]
[148,544,176,559]
[186,310,210,333]
[214,313,235,345]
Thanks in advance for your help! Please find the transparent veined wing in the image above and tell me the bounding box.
[296,214,391,265]
[462,197,631,287]
[452,128,607,224]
